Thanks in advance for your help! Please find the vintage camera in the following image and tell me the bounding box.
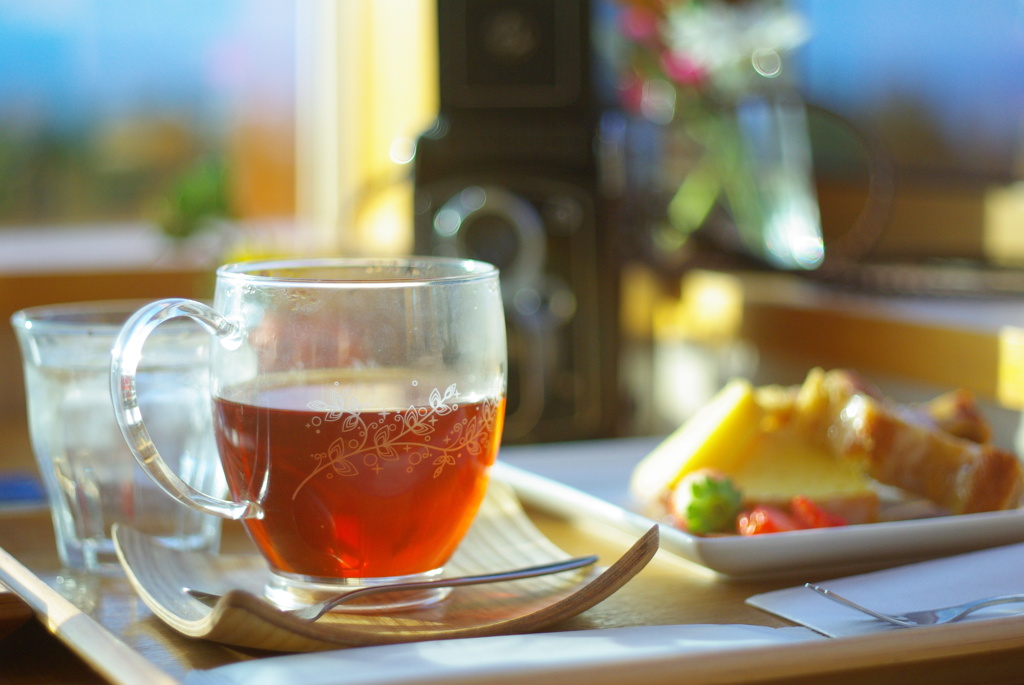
[413,0,621,444]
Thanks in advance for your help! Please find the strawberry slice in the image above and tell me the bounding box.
[736,505,801,535]
[790,495,847,528]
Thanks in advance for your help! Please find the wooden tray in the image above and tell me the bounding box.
[113,478,659,652]
[0,583,32,640]
[8,441,1024,684]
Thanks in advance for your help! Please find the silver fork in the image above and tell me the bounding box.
[805,583,1024,627]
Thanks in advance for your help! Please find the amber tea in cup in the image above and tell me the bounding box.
[110,258,507,611]
[214,378,504,582]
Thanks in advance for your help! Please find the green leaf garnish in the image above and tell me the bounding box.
[682,474,743,534]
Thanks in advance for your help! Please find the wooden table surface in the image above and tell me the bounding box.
[3,419,1024,684]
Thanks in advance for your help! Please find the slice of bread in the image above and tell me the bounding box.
[828,388,1023,514]
[802,367,1024,514]
[914,388,992,444]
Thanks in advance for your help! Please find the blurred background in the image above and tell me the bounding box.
[2,0,1023,448]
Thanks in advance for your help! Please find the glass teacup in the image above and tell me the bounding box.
[110,258,507,611]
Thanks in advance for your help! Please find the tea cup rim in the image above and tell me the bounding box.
[215,256,499,286]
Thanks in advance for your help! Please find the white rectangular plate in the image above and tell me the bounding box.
[498,438,1024,580]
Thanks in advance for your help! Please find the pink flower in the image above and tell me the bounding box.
[619,7,661,44]
[617,72,646,113]
[661,51,707,88]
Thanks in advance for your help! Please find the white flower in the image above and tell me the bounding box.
[664,2,810,92]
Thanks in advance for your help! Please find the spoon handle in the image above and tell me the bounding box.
[303,554,600,620]
[185,554,600,621]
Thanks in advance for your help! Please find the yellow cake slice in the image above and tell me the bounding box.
[727,427,879,523]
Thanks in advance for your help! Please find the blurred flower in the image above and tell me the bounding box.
[612,0,822,270]
[619,5,662,44]
[616,0,808,110]
[661,51,707,88]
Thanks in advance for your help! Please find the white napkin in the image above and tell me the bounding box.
[747,541,1024,637]
[183,625,821,685]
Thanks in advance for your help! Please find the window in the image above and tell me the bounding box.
[0,0,438,265]
[0,1,296,229]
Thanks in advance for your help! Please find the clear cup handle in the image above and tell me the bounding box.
[110,298,262,521]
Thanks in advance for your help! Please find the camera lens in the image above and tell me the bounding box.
[482,8,538,64]
[461,213,520,270]
[432,185,547,291]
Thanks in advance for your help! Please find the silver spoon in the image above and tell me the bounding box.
[186,554,599,621]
